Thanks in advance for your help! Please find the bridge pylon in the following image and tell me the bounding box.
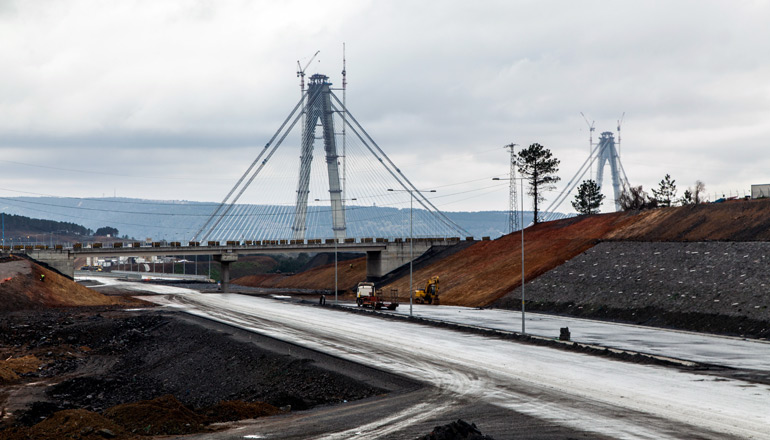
[292,74,345,241]
[595,131,623,211]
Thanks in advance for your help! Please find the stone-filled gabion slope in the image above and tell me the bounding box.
[524,241,769,321]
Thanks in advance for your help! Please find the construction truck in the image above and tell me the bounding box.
[356,282,399,310]
[414,276,440,305]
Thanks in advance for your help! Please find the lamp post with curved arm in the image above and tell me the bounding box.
[387,188,436,317]
[493,176,526,334]
[315,197,356,305]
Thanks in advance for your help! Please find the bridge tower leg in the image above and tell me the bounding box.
[292,74,346,241]
[594,132,623,211]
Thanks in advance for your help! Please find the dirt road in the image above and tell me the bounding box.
[142,290,768,440]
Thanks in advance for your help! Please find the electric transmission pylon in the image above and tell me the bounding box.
[505,143,519,233]
[292,74,346,241]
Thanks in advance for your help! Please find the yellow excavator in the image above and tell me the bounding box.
[414,276,440,305]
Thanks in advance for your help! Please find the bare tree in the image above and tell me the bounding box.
[619,185,658,211]
[694,180,706,203]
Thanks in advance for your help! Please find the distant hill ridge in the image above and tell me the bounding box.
[0,196,559,241]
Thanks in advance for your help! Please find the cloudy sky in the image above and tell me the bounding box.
[1,0,769,215]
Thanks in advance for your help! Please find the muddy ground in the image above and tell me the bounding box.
[0,307,397,438]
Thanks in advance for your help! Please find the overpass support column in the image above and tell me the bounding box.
[213,253,238,293]
[365,251,383,281]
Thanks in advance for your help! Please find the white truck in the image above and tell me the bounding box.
[356,282,399,310]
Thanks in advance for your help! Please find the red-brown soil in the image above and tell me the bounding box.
[234,257,367,291]
[2,409,134,440]
[103,395,205,436]
[385,211,641,307]
[605,198,770,241]
[0,256,134,311]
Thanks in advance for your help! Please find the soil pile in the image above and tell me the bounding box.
[0,256,127,311]
[418,419,495,440]
[0,355,42,384]
[3,409,133,440]
[103,395,204,436]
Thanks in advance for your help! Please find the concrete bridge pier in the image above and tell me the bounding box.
[214,252,238,293]
[366,240,446,281]
[26,250,76,279]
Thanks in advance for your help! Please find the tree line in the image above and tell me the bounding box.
[0,212,120,237]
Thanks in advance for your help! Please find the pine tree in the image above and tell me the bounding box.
[572,180,605,214]
[652,174,677,207]
[517,143,560,224]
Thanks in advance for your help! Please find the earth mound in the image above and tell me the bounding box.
[103,395,204,436]
[0,355,42,384]
[0,256,128,311]
[4,409,133,440]
[418,419,495,440]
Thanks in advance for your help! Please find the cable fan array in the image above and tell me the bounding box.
[193,82,468,242]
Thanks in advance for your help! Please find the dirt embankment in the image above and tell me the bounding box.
[384,211,641,307]
[606,198,770,241]
[0,256,132,311]
[234,256,367,291]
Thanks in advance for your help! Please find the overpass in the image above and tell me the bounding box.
[19,237,466,292]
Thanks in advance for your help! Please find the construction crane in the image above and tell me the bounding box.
[296,50,320,93]
[617,112,625,157]
[580,112,596,180]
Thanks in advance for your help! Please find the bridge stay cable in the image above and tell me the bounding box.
[542,142,604,222]
[191,91,311,241]
[198,79,468,241]
[198,86,325,242]
[330,92,469,236]
[331,103,464,236]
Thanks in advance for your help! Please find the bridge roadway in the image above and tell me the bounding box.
[23,237,463,291]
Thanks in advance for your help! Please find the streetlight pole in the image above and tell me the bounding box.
[315,197,356,305]
[493,176,527,334]
[388,188,436,317]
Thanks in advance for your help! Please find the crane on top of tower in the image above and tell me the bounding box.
[580,112,595,147]
[617,111,625,157]
[296,50,320,92]
[581,112,596,179]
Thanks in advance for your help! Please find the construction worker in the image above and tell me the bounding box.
[40,273,45,282]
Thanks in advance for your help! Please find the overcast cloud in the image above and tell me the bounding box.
[1,0,769,213]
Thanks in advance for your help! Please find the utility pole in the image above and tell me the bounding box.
[504,143,519,234]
